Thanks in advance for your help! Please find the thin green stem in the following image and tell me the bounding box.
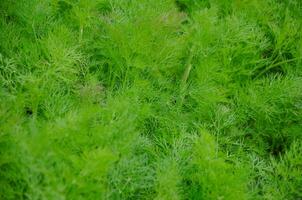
[255,57,301,79]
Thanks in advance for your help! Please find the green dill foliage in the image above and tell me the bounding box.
[0,0,302,199]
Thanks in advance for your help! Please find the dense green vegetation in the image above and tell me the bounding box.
[1,0,302,199]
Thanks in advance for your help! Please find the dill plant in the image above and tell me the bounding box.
[0,0,301,199]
